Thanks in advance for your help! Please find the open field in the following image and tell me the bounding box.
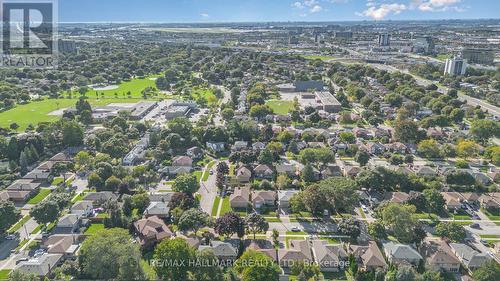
[302,55,337,61]
[191,87,218,105]
[0,269,11,280]
[0,97,155,131]
[84,223,104,234]
[266,100,294,115]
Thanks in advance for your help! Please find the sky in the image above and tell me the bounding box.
[58,0,500,23]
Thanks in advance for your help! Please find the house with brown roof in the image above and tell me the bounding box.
[235,166,252,183]
[479,194,500,210]
[343,166,361,178]
[383,192,410,204]
[41,234,81,259]
[276,163,297,177]
[172,156,193,167]
[421,238,461,273]
[349,241,387,271]
[133,216,173,248]
[0,179,41,203]
[278,240,313,268]
[311,240,348,272]
[254,164,274,180]
[441,192,464,211]
[251,190,276,209]
[230,186,251,209]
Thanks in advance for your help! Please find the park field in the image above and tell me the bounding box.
[0,97,153,131]
[302,55,337,61]
[266,100,294,115]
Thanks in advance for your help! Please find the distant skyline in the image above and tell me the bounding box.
[58,0,499,23]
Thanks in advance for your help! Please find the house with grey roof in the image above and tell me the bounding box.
[144,201,170,218]
[278,190,299,208]
[449,243,492,271]
[199,240,239,262]
[15,254,63,277]
[70,200,94,217]
[383,242,423,266]
[55,214,81,233]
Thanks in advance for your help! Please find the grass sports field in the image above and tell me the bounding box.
[0,75,167,131]
[302,55,337,61]
[266,100,294,115]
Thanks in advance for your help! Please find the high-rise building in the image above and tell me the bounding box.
[413,36,435,54]
[378,33,390,47]
[444,57,467,76]
[461,48,494,65]
[334,31,353,40]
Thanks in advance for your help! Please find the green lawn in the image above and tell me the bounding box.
[7,215,31,234]
[266,100,294,115]
[0,97,155,131]
[211,196,221,217]
[286,231,307,236]
[51,177,64,186]
[264,217,281,223]
[484,209,500,221]
[220,197,231,216]
[191,87,218,105]
[193,171,203,182]
[141,259,158,280]
[27,188,52,204]
[303,55,337,61]
[84,223,104,234]
[436,54,451,61]
[0,269,11,280]
[71,192,87,203]
[480,234,500,239]
[67,75,161,99]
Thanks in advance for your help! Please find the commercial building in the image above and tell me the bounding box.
[378,33,390,47]
[413,36,435,54]
[444,57,467,76]
[461,48,494,65]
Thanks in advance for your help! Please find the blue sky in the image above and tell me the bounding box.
[58,0,499,22]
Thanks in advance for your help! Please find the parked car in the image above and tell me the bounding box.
[5,234,17,240]
[290,227,302,232]
[470,223,481,229]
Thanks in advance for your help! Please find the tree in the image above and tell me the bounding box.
[435,222,466,242]
[79,228,145,280]
[62,120,84,147]
[214,212,245,238]
[368,222,387,240]
[445,170,476,187]
[301,184,329,216]
[132,192,150,214]
[172,174,199,194]
[177,208,212,233]
[378,203,417,243]
[337,218,361,240]
[302,164,317,183]
[258,149,274,165]
[407,191,427,212]
[234,250,280,281]
[456,140,480,159]
[168,192,195,210]
[320,177,359,214]
[153,238,195,281]
[30,200,60,225]
[355,150,370,166]
[192,249,224,281]
[0,201,20,235]
[394,120,421,144]
[245,213,269,239]
[221,108,235,121]
[418,139,442,159]
[470,119,500,142]
[472,260,500,281]
[423,189,445,214]
[249,104,273,119]
[291,262,322,281]
[88,172,103,189]
[104,175,122,192]
[386,266,417,281]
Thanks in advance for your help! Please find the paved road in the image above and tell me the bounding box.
[198,161,219,214]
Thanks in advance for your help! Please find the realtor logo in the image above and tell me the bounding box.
[0,0,58,68]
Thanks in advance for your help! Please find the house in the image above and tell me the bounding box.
[421,238,461,273]
[70,200,94,217]
[206,142,225,152]
[133,216,173,248]
[0,179,41,202]
[383,242,422,266]
[449,243,491,271]
[186,146,204,160]
[232,141,248,151]
[311,240,348,272]
[83,191,118,204]
[385,142,408,154]
[461,193,480,205]
[414,166,437,177]
[144,201,170,218]
[230,186,251,209]
[321,164,342,179]
[199,240,239,262]
[278,240,313,268]
[55,214,81,233]
[365,142,386,155]
[382,192,410,204]
[343,166,361,178]
[441,192,464,210]
[278,190,299,208]
[172,156,193,167]
[472,172,491,186]
[349,241,387,271]
[235,166,252,183]
[22,161,52,181]
[479,194,500,210]
[245,239,277,261]
[41,234,80,259]
[148,192,174,204]
[15,254,63,277]
[252,142,266,151]
[252,191,276,209]
[276,163,297,177]
[254,164,274,179]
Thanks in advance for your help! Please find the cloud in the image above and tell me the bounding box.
[200,13,209,18]
[310,5,323,13]
[411,0,464,12]
[357,3,407,20]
